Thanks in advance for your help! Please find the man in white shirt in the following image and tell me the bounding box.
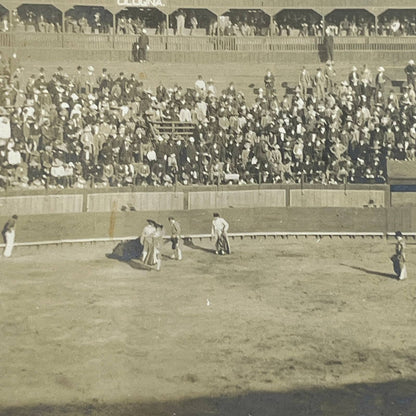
[211,213,231,255]
[2,215,18,258]
[195,75,206,94]
[179,106,192,122]
[140,219,156,261]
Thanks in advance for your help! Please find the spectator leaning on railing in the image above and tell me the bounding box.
[0,57,416,189]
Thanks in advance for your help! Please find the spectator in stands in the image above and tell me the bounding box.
[156,17,167,35]
[375,66,387,97]
[175,10,185,36]
[264,69,275,98]
[195,75,206,95]
[324,26,335,61]
[324,61,336,94]
[0,15,9,32]
[189,12,198,36]
[2,54,416,190]
[206,79,216,96]
[138,29,149,63]
[405,59,416,90]
[313,68,325,101]
[298,66,311,99]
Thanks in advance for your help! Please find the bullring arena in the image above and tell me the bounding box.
[2,0,416,414]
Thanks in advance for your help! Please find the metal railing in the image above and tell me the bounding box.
[151,121,195,137]
[0,231,388,250]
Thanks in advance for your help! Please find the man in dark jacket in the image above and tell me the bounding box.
[404,59,416,90]
[138,29,149,63]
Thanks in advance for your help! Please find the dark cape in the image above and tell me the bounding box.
[107,238,143,261]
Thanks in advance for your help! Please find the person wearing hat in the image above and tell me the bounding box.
[2,214,18,258]
[313,67,325,101]
[404,59,416,90]
[375,67,386,97]
[137,28,149,63]
[72,65,85,94]
[264,69,275,99]
[298,66,311,99]
[324,60,336,94]
[391,231,407,280]
[85,66,97,94]
[211,212,231,255]
[207,78,216,96]
[324,24,335,61]
[168,216,182,260]
[348,65,360,94]
[361,64,373,84]
[140,219,156,262]
[142,222,163,271]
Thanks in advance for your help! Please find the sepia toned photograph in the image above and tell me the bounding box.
[1,0,416,415]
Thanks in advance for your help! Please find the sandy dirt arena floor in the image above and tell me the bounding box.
[1,237,416,415]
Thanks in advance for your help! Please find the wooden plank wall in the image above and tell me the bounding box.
[188,190,286,210]
[87,192,184,213]
[2,47,415,65]
[0,195,83,216]
[290,190,385,208]
[0,189,390,215]
[391,193,416,207]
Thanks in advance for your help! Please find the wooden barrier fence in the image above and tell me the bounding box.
[0,194,83,216]
[151,121,195,137]
[0,185,391,215]
[87,191,185,212]
[290,189,386,208]
[188,189,287,210]
[2,32,416,53]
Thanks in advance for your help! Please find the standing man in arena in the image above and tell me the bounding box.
[168,216,182,260]
[143,223,163,271]
[211,213,231,255]
[140,219,156,262]
[2,214,18,258]
[391,231,407,280]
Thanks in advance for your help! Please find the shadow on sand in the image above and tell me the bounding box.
[183,238,216,254]
[341,263,398,280]
[106,239,154,271]
[2,379,416,416]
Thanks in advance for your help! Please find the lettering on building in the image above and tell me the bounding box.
[117,0,166,7]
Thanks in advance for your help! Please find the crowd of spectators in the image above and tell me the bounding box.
[0,8,62,33]
[0,53,416,190]
[325,14,375,37]
[0,8,111,34]
[377,15,416,36]
[65,9,111,34]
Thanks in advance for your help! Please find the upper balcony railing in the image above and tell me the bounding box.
[2,32,416,52]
